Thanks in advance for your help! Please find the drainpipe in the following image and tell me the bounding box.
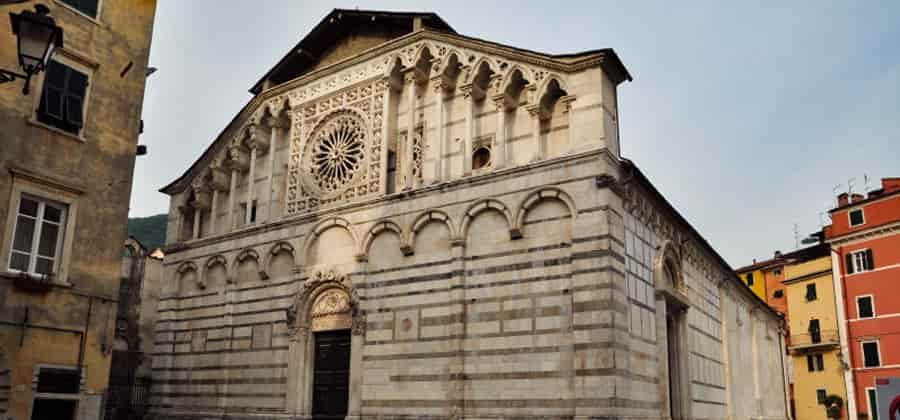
[832,246,857,419]
[78,297,94,379]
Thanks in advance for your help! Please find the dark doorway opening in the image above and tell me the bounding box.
[312,329,351,420]
[30,398,76,420]
[666,305,686,419]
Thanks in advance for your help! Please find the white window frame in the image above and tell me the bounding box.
[53,0,104,23]
[856,294,876,319]
[26,364,83,420]
[1,172,80,286]
[28,49,98,143]
[866,387,878,419]
[849,208,866,227]
[7,194,68,276]
[861,340,882,368]
[851,249,873,273]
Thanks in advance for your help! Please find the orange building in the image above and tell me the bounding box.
[826,178,900,419]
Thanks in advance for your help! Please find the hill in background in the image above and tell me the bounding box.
[127,214,167,251]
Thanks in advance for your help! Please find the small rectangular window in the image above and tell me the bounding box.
[857,296,875,319]
[862,341,881,367]
[808,319,821,343]
[816,389,827,405]
[806,283,818,301]
[250,200,257,223]
[849,208,865,227]
[386,150,397,195]
[806,354,824,372]
[38,60,89,135]
[8,195,68,276]
[746,272,754,286]
[59,0,99,18]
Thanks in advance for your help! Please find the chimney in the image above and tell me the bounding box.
[774,250,782,259]
[883,178,900,194]
[412,16,423,31]
[851,193,864,203]
[837,192,849,207]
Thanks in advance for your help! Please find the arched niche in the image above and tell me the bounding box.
[366,226,404,271]
[653,239,692,419]
[514,187,577,239]
[305,218,358,269]
[232,249,261,284]
[176,262,199,294]
[265,241,296,280]
[203,255,228,290]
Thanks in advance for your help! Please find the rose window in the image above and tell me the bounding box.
[304,110,367,195]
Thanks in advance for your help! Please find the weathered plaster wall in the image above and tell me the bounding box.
[0,1,156,419]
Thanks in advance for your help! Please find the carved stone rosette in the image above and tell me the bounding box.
[286,82,383,215]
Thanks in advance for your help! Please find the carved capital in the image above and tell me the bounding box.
[352,313,367,336]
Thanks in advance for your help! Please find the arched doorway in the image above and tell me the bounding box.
[285,269,363,419]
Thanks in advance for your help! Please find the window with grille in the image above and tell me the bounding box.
[8,195,68,276]
[816,389,827,405]
[37,60,89,135]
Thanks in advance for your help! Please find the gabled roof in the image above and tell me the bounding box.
[249,9,455,94]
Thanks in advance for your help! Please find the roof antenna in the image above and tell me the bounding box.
[863,174,870,194]
[832,184,842,206]
[793,223,800,249]
[847,177,856,201]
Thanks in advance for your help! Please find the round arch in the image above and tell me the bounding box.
[408,209,456,253]
[231,248,261,284]
[360,219,405,258]
[460,198,517,241]
[513,187,577,234]
[201,255,228,289]
[263,241,296,280]
[303,217,360,263]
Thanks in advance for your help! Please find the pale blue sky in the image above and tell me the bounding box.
[131,1,900,266]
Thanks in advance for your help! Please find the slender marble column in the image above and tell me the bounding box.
[265,122,279,222]
[227,169,237,230]
[379,78,394,194]
[245,147,257,225]
[461,86,475,176]
[404,72,417,189]
[432,82,445,182]
[191,208,201,240]
[527,105,543,161]
[209,189,218,234]
[493,97,507,169]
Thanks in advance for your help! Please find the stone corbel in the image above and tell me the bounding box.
[225,144,250,171]
[190,182,212,210]
[459,82,483,101]
[209,166,230,192]
[246,123,270,152]
[526,104,544,120]
[559,95,577,114]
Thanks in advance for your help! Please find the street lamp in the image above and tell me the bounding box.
[1,4,63,95]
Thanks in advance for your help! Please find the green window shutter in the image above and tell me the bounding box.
[846,253,854,274]
[865,249,874,270]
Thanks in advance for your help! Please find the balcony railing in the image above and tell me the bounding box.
[788,330,840,350]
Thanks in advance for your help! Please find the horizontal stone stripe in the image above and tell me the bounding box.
[158,306,287,323]
[154,333,287,347]
[152,363,288,372]
[363,341,632,362]
[153,345,288,357]
[692,379,726,390]
[465,242,571,262]
[159,292,295,314]
[364,257,456,276]
[159,290,219,302]
[233,278,299,292]
[522,214,571,225]
[155,319,286,334]
[154,377,286,386]
[388,368,656,384]
[689,324,722,344]
[152,391,284,399]
[692,398,727,406]
[691,350,723,365]
[361,398,659,410]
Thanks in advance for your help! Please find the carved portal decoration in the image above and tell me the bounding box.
[286,268,365,338]
[303,110,367,196]
[287,81,386,215]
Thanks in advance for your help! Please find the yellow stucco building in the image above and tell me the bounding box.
[736,264,768,301]
[0,1,155,419]
[783,244,848,419]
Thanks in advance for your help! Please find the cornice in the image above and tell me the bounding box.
[826,220,900,247]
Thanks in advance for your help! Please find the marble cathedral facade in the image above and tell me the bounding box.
[150,9,788,420]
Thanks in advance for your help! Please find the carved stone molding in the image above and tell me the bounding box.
[286,268,363,338]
